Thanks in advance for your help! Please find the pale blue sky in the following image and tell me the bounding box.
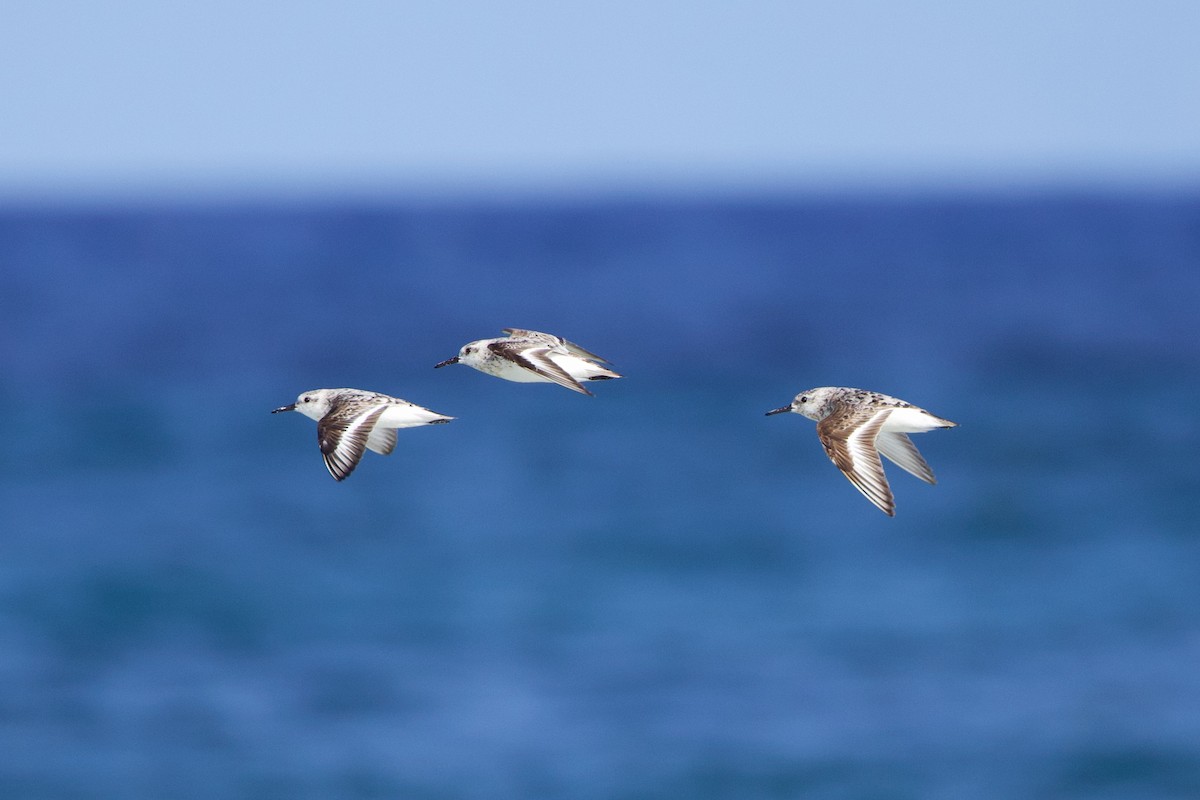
[2,1,1198,198]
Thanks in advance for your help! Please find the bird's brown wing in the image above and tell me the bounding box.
[318,405,386,481]
[817,407,895,516]
[489,341,592,395]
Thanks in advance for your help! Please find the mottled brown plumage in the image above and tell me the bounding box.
[767,386,957,517]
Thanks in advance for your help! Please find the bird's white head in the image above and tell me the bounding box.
[273,389,335,421]
[765,386,839,421]
[435,340,488,369]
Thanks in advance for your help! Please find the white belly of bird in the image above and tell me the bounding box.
[482,353,604,383]
[482,358,551,383]
[377,403,446,427]
[880,406,949,433]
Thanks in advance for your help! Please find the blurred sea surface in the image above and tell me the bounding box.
[1,192,1198,799]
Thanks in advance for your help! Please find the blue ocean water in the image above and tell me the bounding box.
[1,192,1198,799]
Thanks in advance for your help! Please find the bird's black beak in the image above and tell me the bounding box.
[272,404,296,414]
[765,405,791,416]
[434,356,459,368]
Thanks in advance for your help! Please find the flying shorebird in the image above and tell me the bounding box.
[434,328,621,395]
[273,388,453,481]
[766,386,957,517]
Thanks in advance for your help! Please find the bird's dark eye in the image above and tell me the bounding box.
[302,397,310,403]
[799,396,807,403]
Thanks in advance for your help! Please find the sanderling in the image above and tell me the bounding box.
[434,328,621,395]
[273,388,453,481]
[766,387,957,517]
